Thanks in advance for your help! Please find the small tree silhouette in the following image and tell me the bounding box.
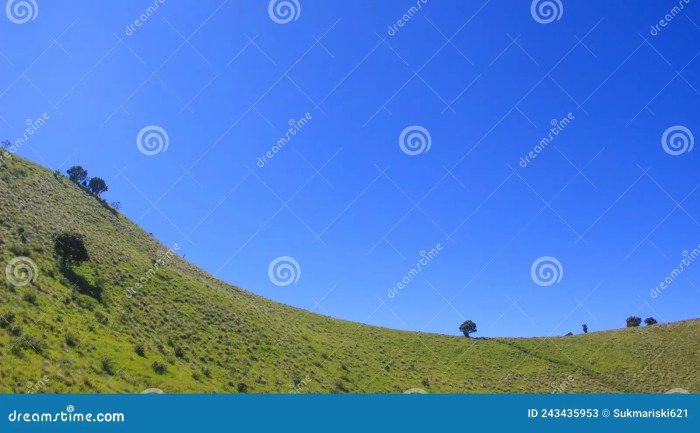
[459,320,477,338]
[54,233,89,267]
[626,316,642,328]
[66,166,88,185]
[644,317,658,326]
[88,177,108,197]
[582,324,588,334]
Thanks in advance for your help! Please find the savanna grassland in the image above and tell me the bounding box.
[0,152,698,394]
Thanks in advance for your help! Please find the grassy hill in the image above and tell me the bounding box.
[0,152,698,394]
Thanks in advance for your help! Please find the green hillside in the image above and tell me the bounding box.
[0,152,698,394]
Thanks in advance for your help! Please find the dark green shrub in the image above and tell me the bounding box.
[0,311,16,328]
[13,335,45,355]
[65,331,78,347]
[134,344,146,357]
[94,310,109,325]
[174,346,185,359]
[101,357,116,375]
[626,316,642,327]
[152,361,167,375]
[22,292,37,305]
[644,317,658,326]
[9,244,31,257]
[9,324,23,336]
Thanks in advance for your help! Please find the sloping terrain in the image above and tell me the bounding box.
[0,152,698,393]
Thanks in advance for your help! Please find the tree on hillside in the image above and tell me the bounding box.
[626,316,642,328]
[582,324,588,334]
[644,317,658,326]
[67,166,88,186]
[459,320,477,338]
[54,233,89,267]
[88,177,108,197]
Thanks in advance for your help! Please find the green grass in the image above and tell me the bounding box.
[0,152,698,393]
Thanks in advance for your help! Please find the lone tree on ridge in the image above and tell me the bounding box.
[459,320,477,338]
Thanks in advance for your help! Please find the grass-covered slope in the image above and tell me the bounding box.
[0,152,698,394]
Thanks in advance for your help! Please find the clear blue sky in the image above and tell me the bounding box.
[2,0,699,337]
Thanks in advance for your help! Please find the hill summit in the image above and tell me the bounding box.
[0,152,697,393]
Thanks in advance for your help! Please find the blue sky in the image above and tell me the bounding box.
[1,0,699,337]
